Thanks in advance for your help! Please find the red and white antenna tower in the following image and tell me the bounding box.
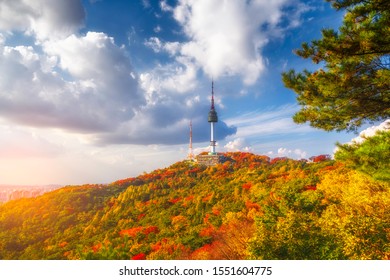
[188,120,195,161]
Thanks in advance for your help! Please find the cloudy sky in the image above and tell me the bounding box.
[0,0,377,185]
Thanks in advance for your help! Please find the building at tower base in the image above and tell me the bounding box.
[196,153,226,166]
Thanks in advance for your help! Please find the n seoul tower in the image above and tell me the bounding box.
[196,81,224,166]
[208,81,218,155]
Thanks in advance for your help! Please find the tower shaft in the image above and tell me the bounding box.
[210,122,216,154]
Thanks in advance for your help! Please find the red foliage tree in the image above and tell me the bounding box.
[199,225,215,237]
[169,197,181,204]
[304,185,317,191]
[137,213,146,221]
[119,227,144,237]
[143,226,159,235]
[91,243,102,253]
[190,244,213,259]
[310,154,331,162]
[131,253,146,260]
[245,200,261,211]
[202,193,213,202]
[270,157,288,164]
[59,241,68,248]
[212,206,222,216]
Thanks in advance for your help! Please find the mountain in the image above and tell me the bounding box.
[0,152,389,260]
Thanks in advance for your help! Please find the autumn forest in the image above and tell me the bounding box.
[0,151,389,260]
[0,0,389,261]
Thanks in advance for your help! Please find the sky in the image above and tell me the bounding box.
[0,0,381,185]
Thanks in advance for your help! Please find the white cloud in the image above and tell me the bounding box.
[163,42,181,56]
[0,0,311,151]
[294,149,307,159]
[334,119,390,156]
[0,0,85,41]
[0,4,235,148]
[140,57,199,94]
[224,138,253,152]
[145,37,163,53]
[275,147,307,159]
[154,25,162,33]
[145,37,181,56]
[225,104,312,139]
[0,124,62,158]
[0,32,143,133]
[350,120,390,144]
[175,0,266,85]
[155,0,307,85]
[160,0,173,12]
[0,1,146,136]
[277,147,289,155]
[0,27,235,146]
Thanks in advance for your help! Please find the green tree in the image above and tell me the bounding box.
[335,128,390,181]
[282,0,390,132]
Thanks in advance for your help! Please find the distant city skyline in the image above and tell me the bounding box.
[0,0,382,185]
[0,185,62,203]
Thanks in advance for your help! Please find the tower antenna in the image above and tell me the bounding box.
[211,80,215,110]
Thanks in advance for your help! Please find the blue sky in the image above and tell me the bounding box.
[0,0,374,185]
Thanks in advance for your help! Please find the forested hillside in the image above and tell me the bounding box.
[0,152,389,260]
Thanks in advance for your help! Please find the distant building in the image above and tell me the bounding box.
[0,185,61,203]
